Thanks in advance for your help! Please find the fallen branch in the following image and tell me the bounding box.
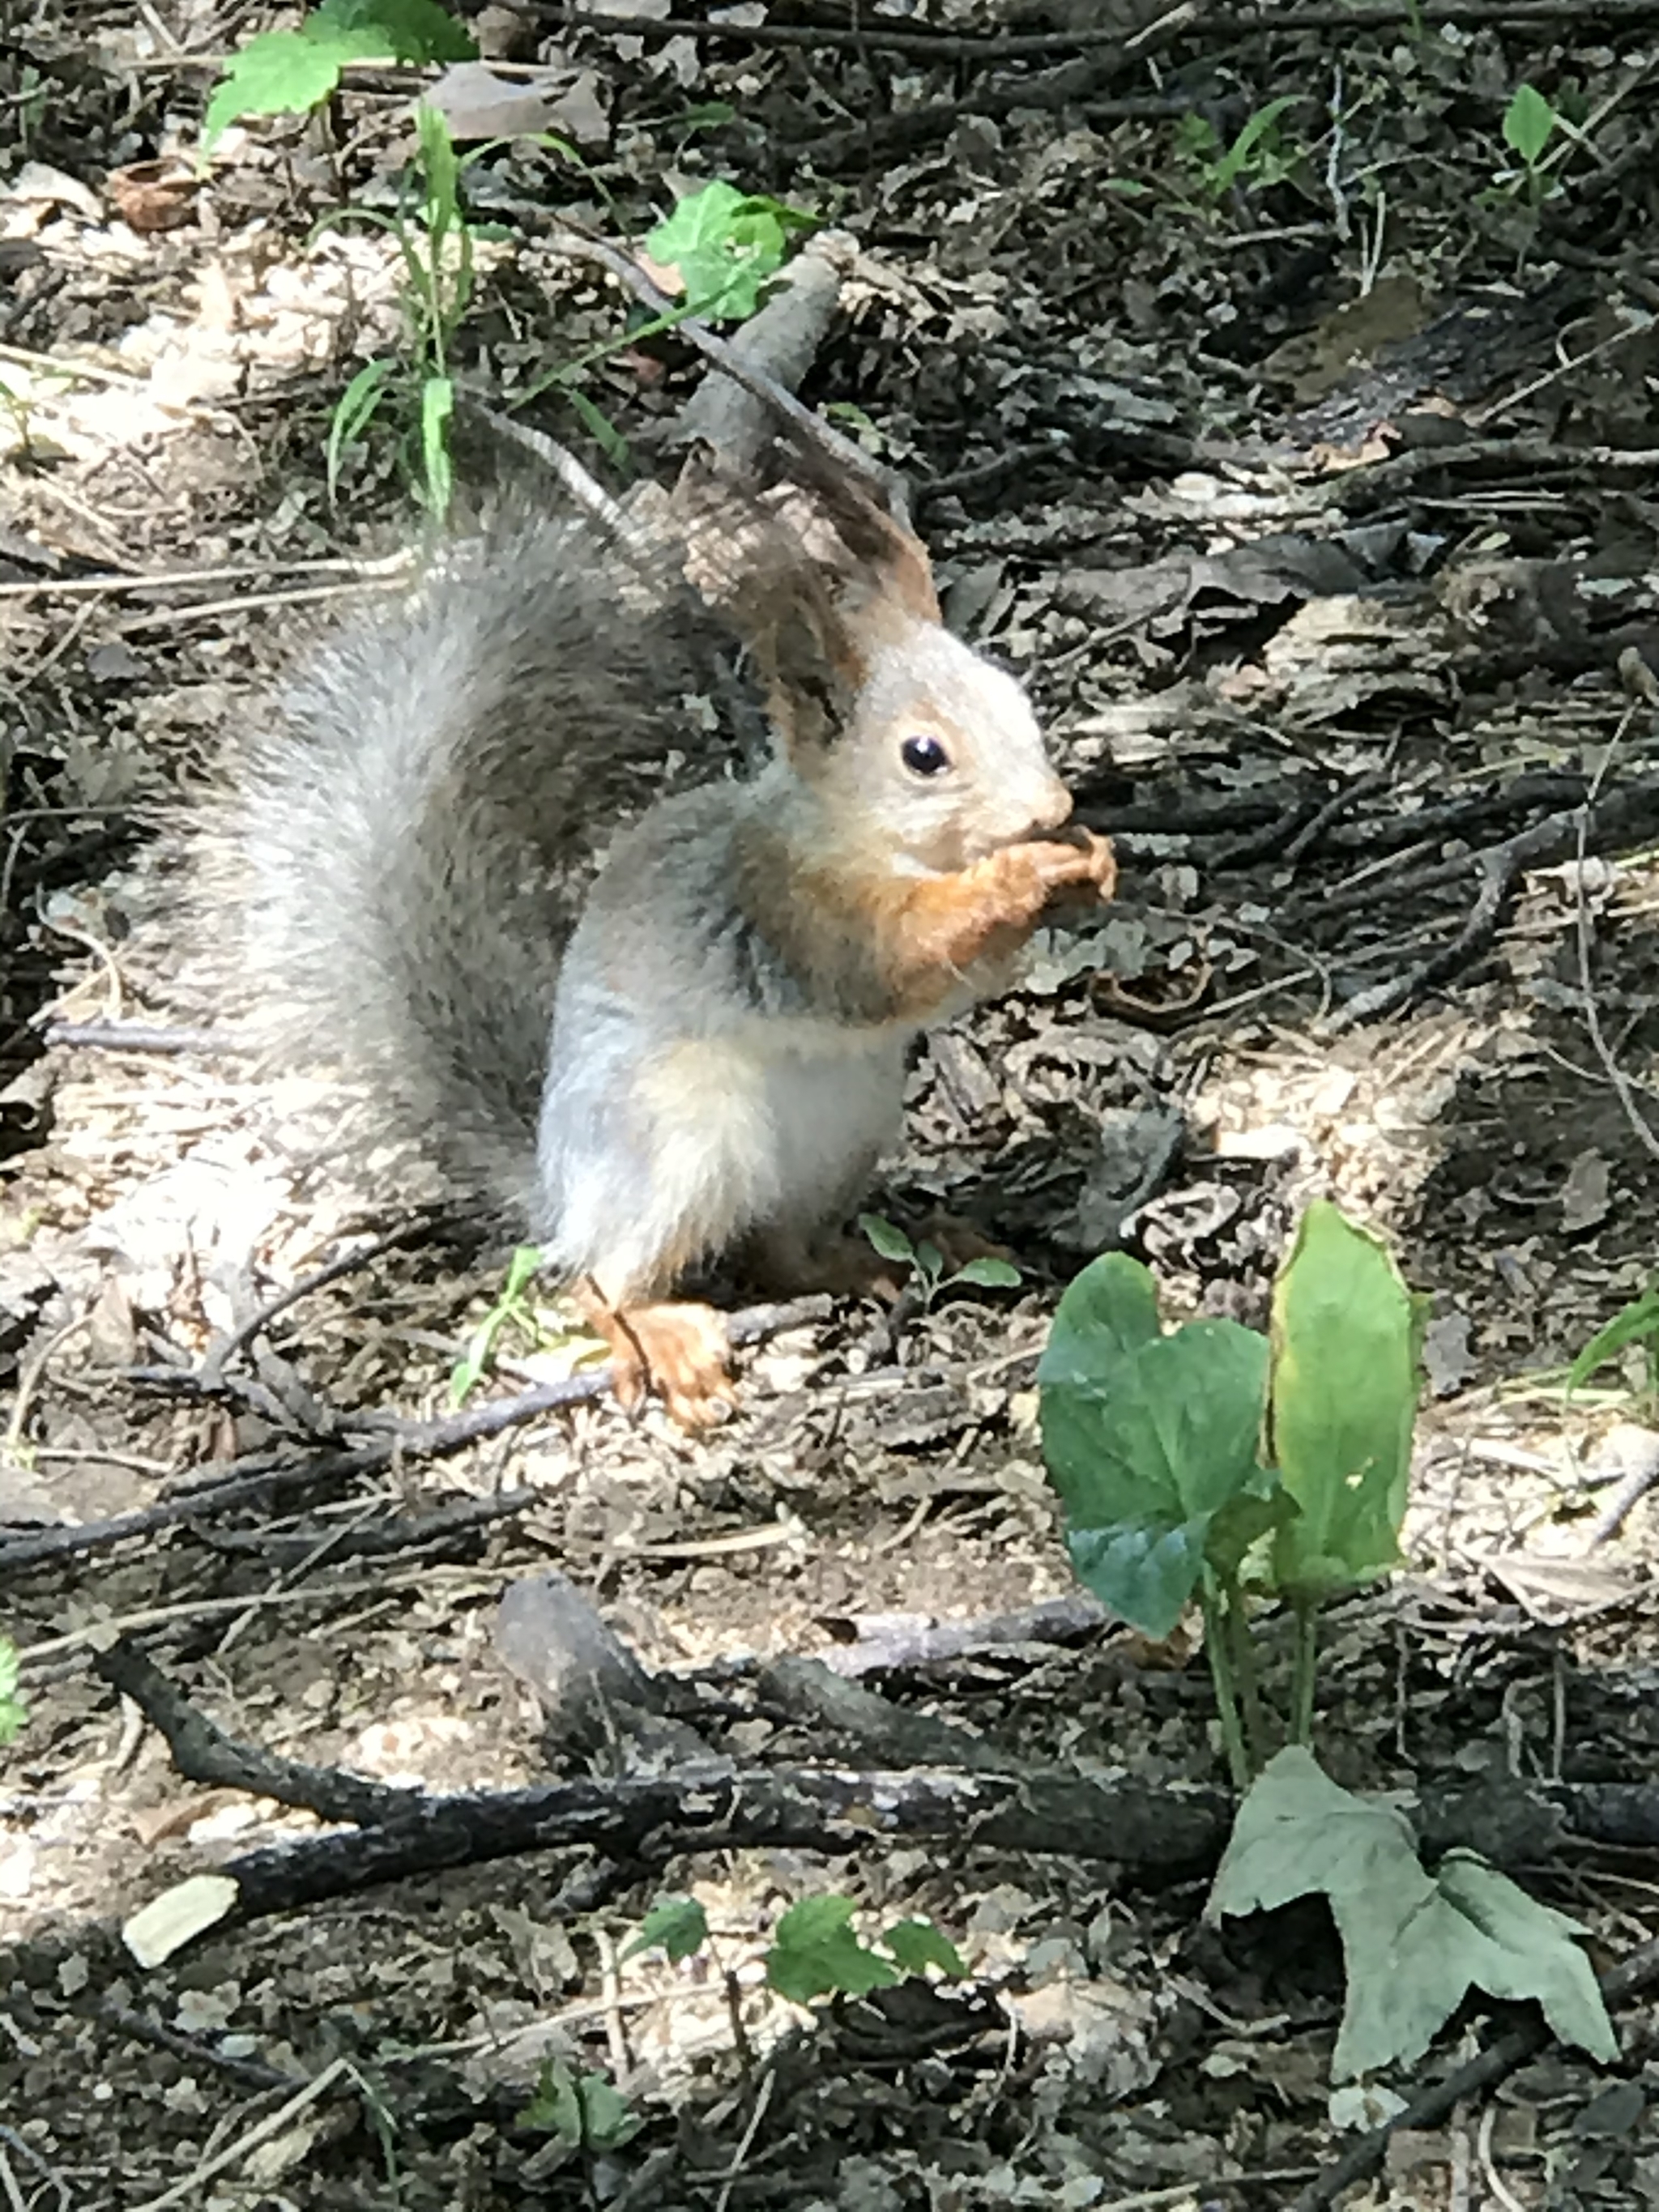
[0,1297,831,1580]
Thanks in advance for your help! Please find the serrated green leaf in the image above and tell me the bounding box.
[203,32,350,149]
[203,0,471,151]
[621,1894,708,1964]
[951,1255,1021,1291]
[1268,1204,1415,1596]
[313,0,475,63]
[1208,1749,1618,2083]
[859,1213,915,1266]
[766,1895,901,2004]
[883,1918,965,1980]
[1503,82,1556,165]
[645,180,814,322]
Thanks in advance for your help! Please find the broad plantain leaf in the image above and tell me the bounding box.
[1268,1203,1418,1597]
[1039,1261,1273,1638]
[1035,1253,1161,1396]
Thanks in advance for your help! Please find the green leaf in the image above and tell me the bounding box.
[1503,82,1557,166]
[518,2056,583,2140]
[914,1241,945,1287]
[0,1639,23,1748]
[326,356,394,501]
[621,1894,708,1965]
[766,1895,901,2004]
[561,383,631,469]
[312,0,475,64]
[1209,1750,1618,2082]
[418,374,454,518]
[1268,1204,1416,1597]
[203,32,352,150]
[1037,1253,1162,1392]
[883,1919,965,1980]
[859,1213,915,1267]
[1038,1255,1272,1637]
[518,2058,640,2146]
[416,98,461,241]
[1209,95,1299,194]
[203,0,471,151]
[644,179,815,322]
[1567,1284,1659,1394]
[950,1255,1022,1291]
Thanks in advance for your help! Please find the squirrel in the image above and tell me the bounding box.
[205,467,1116,1427]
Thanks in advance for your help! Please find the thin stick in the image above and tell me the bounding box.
[526,0,1659,58]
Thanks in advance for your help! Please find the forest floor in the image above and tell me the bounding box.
[5,2,1659,2207]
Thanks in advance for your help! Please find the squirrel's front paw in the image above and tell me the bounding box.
[603,1300,735,1430]
[988,829,1115,922]
[1028,828,1117,906]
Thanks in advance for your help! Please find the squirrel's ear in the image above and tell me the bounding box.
[865,517,941,624]
[755,584,862,757]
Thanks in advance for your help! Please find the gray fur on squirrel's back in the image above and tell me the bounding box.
[208,510,745,1224]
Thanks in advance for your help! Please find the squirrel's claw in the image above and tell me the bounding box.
[589,1298,736,1430]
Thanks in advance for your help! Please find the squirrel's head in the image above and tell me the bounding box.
[752,518,1073,875]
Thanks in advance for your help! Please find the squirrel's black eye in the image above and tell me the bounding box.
[902,734,951,778]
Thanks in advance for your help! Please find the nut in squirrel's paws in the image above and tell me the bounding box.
[588,1298,735,1429]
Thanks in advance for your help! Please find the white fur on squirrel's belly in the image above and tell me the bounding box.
[537,1024,909,1298]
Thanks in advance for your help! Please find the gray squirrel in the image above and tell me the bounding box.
[207,471,1115,1426]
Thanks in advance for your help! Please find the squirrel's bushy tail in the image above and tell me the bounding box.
[198,510,744,1223]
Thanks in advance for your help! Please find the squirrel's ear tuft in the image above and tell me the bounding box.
[755,584,861,758]
[869,518,941,624]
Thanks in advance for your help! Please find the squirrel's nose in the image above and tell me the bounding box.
[1030,776,1073,835]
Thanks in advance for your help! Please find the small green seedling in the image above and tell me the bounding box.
[0,1639,24,1748]
[203,0,474,155]
[1175,96,1305,203]
[1564,1279,1659,1420]
[518,2057,640,2150]
[645,179,816,323]
[322,101,480,514]
[766,1897,964,2005]
[859,1213,1021,1308]
[448,1243,544,1406]
[621,1890,962,2007]
[516,177,815,458]
[1039,1202,1617,2082]
[621,1894,709,1965]
[1497,82,1560,203]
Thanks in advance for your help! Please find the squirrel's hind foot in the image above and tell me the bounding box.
[579,1288,735,1429]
